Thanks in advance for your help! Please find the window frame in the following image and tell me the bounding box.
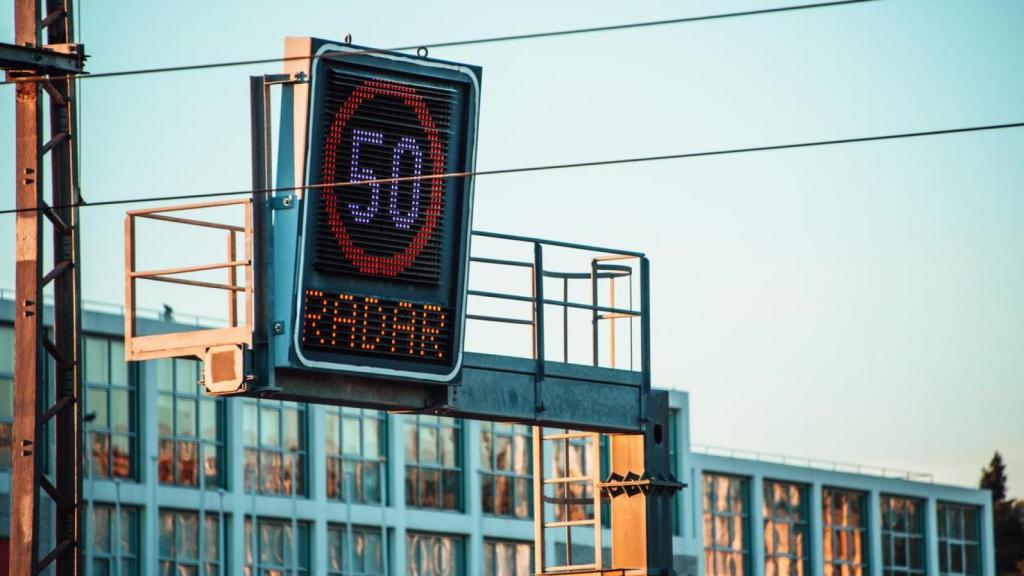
[702,472,751,576]
[243,398,308,497]
[880,494,926,576]
[157,358,226,489]
[245,516,312,575]
[158,508,226,576]
[404,415,463,512]
[822,487,868,576]
[83,335,138,481]
[483,538,533,576]
[406,531,464,576]
[937,502,981,576]
[479,421,532,519]
[90,503,141,576]
[327,523,388,576]
[763,479,810,576]
[325,406,388,504]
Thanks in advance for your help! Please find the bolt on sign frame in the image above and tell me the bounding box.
[5,0,86,573]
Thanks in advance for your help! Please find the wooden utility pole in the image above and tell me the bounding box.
[2,0,84,573]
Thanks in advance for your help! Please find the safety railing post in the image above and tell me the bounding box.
[533,242,546,410]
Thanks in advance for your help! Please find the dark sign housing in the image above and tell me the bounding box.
[293,43,481,381]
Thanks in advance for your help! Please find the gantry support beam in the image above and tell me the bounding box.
[9,0,83,574]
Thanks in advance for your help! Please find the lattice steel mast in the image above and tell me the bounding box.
[2,0,85,573]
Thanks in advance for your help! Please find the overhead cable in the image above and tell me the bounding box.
[1,0,881,85]
[1,119,1020,216]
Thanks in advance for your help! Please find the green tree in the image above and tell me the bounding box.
[980,452,1024,576]
[982,452,1008,502]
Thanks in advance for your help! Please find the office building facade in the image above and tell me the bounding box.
[0,300,993,575]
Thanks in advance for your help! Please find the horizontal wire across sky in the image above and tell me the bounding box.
[0,119,1021,215]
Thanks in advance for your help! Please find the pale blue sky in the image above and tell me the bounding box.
[1,0,1022,495]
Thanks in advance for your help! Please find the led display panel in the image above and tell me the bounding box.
[294,43,480,382]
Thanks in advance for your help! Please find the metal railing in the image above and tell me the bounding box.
[123,198,254,362]
[690,444,935,483]
[467,230,650,383]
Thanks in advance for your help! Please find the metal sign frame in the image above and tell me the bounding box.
[290,41,481,382]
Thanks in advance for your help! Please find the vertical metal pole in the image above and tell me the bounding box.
[562,278,568,363]
[11,0,45,564]
[590,260,598,367]
[639,257,651,396]
[532,427,544,574]
[532,243,545,410]
[250,75,275,391]
[227,232,238,327]
[609,276,616,369]
[591,432,603,570]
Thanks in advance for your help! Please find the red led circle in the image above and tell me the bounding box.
[321,79,445,277]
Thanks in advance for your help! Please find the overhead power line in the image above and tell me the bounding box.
[1,119,1021,216]
[1,0,881,85]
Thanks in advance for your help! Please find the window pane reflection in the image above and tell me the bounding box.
[703,473,750,576]
[764,480,808,576]
[243,400,306,496]
[155,359,224,488]
[326,407,387,504]
[938,503,980,576]
[483,540,532,576]
[823,489,867,576]
[407,532,463,576]
[480,423,532,519]
[404,416,462,511]
[881,495,925,576]
[90,504,140,575]
[245,516,310,575]
[85,337,136,480]
[327,524,385,575]
[159,510,223,575]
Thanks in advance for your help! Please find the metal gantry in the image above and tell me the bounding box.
[3,0,85,573]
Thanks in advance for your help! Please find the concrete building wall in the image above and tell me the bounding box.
[0,303,996,575]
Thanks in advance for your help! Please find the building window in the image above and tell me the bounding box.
[326,407,386,504]
[84,336,135,480]
[91,504,140,575]
[327,524,386,575]
[406,532,463,576]
[881,496,925,576]
[157,358,224,488]
[0,325,13,469]
[764,480,809,576]
[483,539,532,576]
[703,473,750,576]
[245,517,310,575]
[938,503,980,576]
[159,509,224,575]
[243,399,306,496]
[823,488,867,576]
[404,415,462,511]
[480,422,531,518]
